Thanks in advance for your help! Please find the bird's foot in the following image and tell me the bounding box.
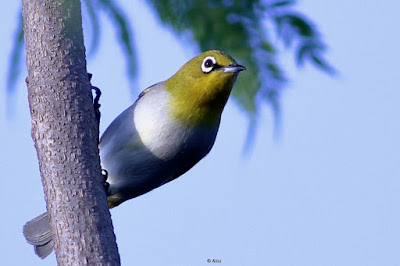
[101,169,111,196]
[88,73,102,125]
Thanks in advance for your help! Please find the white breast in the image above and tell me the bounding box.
[133,85,189,161]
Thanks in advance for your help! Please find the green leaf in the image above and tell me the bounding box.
[267,0,296,8]
[261,41,276,54]
[274,13,316,48]
[311,54,336,74]
[283,13,315,37]
[296,40,324,65]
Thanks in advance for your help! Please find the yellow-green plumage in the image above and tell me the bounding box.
[166,50,240,126]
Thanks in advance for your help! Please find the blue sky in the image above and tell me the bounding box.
[1,0,400,265]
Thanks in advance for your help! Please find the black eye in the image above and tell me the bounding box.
[201,56,217,73]
[204,59,213,68]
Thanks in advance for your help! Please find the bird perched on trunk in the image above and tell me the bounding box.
[23,50,246,259]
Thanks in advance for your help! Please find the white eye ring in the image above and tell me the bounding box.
[201,56,216,73]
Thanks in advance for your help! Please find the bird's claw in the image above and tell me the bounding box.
[88,73,102,125]
[101,169,111,196]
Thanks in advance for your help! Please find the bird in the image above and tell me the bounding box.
[23,50,246,259]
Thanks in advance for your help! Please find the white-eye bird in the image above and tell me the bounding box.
[23,50,245,258]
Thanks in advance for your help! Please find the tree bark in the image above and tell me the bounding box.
[22,0,120,264]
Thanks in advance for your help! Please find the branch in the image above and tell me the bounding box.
[21,0,120,264]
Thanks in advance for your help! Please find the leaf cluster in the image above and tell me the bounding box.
[8,0,334,138]
[145,0,334,117]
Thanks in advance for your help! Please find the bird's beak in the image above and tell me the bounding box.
[223,64,246,73]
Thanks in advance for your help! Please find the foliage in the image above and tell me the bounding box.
[8,0,334,136]
[145,0,334,121]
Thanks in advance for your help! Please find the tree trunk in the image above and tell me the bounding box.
[22,0,120,264]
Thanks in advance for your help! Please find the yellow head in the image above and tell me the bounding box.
[165,50,245,127]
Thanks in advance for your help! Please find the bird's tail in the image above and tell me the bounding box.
[23,212,54,259]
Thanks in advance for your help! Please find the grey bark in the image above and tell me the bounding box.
[22,0,120,264]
